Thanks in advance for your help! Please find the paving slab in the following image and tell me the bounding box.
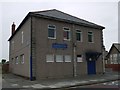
[2,71,120,89]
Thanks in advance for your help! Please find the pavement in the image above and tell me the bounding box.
[2,71,120,89]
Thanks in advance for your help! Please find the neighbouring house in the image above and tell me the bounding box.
[106,43,120,71]
[8,9,105,80]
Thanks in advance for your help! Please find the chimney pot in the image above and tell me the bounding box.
[12,22,16,35]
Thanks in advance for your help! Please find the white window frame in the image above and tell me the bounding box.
[21,31,24,44]
[63,27,71,41]
[46,54,54,62]
[48,25,56,39]
[64,55,71,62]
[20,54,24,64]
[88,31,94,43]
[77,55,83,62]
[56,55,63,62]
[76,30,82,42]
[15,56,19,64]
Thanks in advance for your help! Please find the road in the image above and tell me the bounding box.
[67,80,120,89]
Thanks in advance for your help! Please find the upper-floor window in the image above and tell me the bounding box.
[76,30,82,42]
[48,25,56,39]
[63,27,70,40]
[88,31,93,42]
[11,41,14,50]
[21,31,24,44]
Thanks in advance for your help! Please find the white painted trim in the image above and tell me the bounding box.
[48,24,56,39]
[63,27,71,41]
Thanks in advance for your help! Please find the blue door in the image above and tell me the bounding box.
[87,61,96,75]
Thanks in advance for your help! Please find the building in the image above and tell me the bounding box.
[8,9,105,80]
[105,43,120,71]
[106,43,120,64]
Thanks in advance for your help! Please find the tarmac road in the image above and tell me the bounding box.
[68,80,120,89]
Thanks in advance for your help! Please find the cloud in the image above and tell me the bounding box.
[1,2,118,60]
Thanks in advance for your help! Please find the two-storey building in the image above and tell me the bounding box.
[8,9,105,80]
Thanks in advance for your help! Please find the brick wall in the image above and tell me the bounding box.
[2,64,9,74]
[105,64,120,72]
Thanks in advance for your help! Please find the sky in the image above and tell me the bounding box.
[0,0,119,61]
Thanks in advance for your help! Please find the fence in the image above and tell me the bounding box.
[2,64,9,74]
[105,64,120,72]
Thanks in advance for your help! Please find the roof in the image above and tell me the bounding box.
[113,43,120,52]
[8,9,105,41]
[106,43,120,58]
[31,9,105,29]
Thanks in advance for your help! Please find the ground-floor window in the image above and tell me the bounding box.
[64,55,71,62]
[113,54,117,64]
[15,56,19,64]
[46,54,54,62]
[46,54,72,63]
[77,55,83,62]
[56,55,63,62]
[20,54,24,64]
[11,58,14,64]
[118,54,120,64]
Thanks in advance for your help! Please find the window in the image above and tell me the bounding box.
[76,30,82,41]
[21,31,24,44]
[113,54,117,64]
[77,55,83,62]
[11,58,14,64]
[64,55,71,62]
[56,55,63,62]
[11,41,14,50]
[48,25,56,39]
[15,56,19,64]
[20,54,24,64]
[110,55,113,64]
[118,54,120,64]
[88,31,93,42]
[46,54,54,62]
[63,27,70,40]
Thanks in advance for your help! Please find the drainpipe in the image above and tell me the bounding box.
[30,16,33,81]
[73,43,77,77]
[72,24,77,77]
[102,47,105,74]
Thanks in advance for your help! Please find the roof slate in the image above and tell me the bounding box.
[113,43,120,52]
[31,9,105,29]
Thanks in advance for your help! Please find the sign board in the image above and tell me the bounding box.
[52,43,67,49]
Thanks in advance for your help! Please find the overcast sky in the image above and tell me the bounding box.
[0,0,119,61]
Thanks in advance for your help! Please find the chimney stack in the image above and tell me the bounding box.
[12,22,16,35]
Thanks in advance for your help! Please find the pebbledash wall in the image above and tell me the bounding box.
[8,9,105,80]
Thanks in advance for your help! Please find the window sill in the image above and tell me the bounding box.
[76,41,82,42]
[63,39,71,41]
[88,42,94,43]
[48,37,56,40]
